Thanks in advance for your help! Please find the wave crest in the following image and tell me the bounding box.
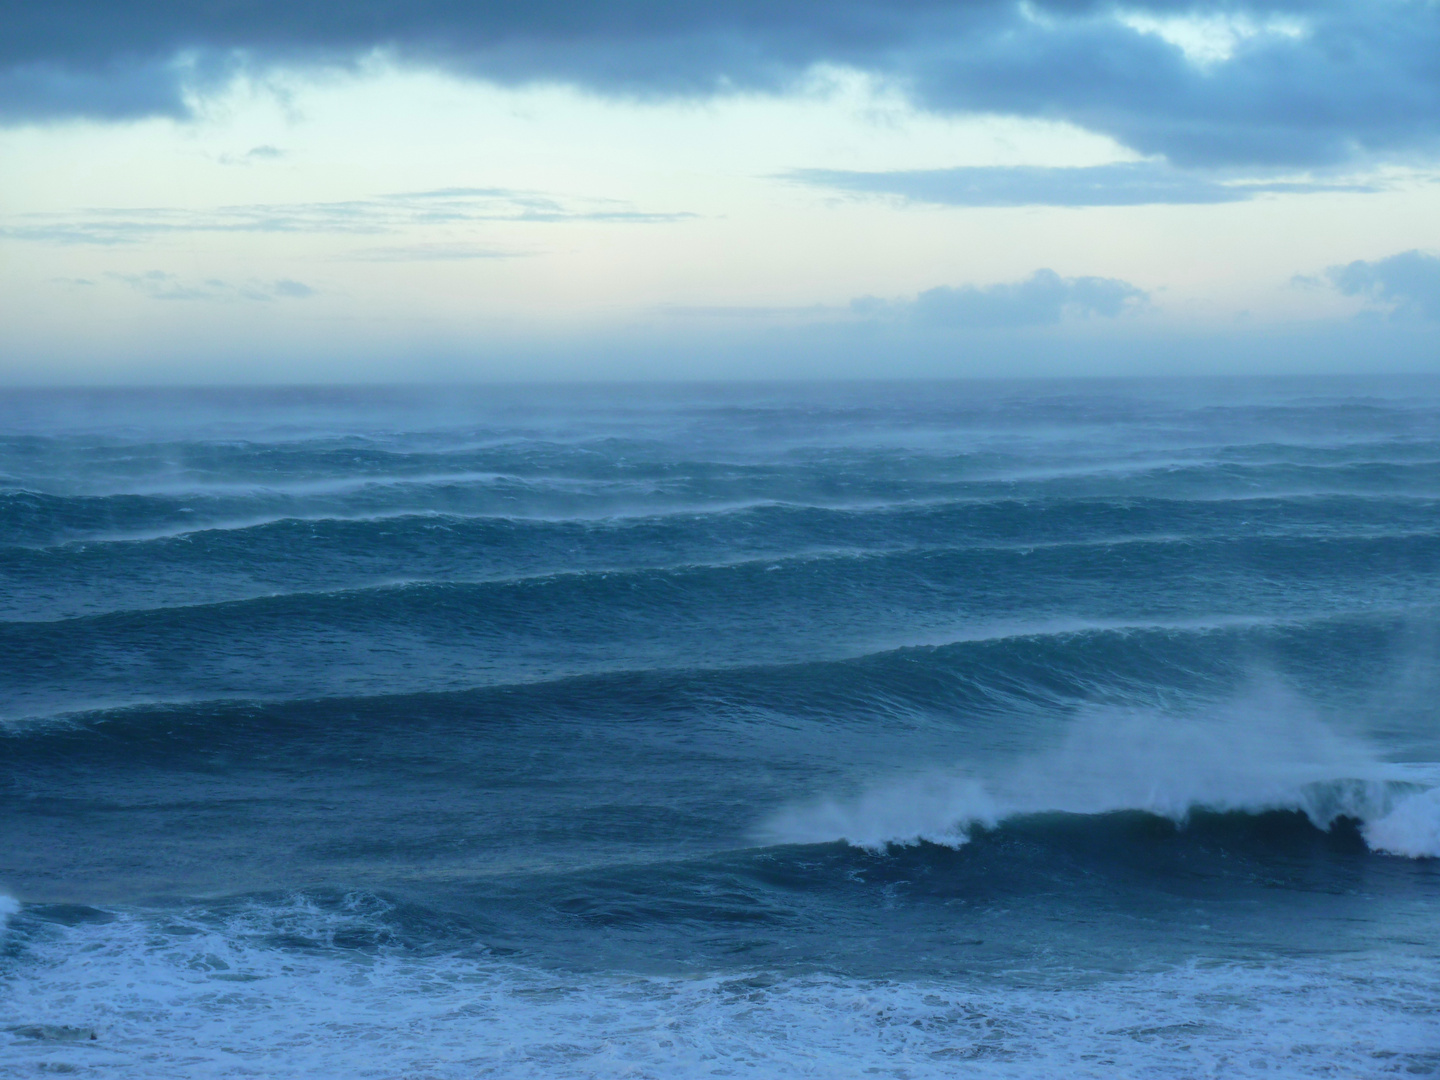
[762,690,1440,858]
[1363,787,1440,857]
[0,892,20,937]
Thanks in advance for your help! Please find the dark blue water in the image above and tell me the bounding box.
[2,380,1438,1077]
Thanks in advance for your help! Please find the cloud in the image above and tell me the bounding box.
[0,188,693,245]
[1323,250,1440,321]
[217,144,286,165]
[3,2,1440,168]
[271,278,315,297]
[854,269,1148,328]
[790,162,1380,208]
[109,271,317,301]
[657,303,834,319]
[0,56,194,122]
[346,242,524,261]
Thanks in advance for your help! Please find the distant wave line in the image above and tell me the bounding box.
[5,452,1440,504]
[5,491,1440,550]
[5,531,1439,626]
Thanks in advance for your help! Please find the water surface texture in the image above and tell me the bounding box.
[2,379,1439,1077]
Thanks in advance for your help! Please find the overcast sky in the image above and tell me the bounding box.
[3,0,1440,382]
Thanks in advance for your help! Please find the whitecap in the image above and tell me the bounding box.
[762,684,1440,858]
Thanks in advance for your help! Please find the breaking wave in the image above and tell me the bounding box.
[763,690,1440,858]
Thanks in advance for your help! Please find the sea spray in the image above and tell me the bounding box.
[1364,787,1440,857]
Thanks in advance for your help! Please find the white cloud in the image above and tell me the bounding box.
[1116,10,1308,67]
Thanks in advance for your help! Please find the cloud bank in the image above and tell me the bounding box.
[1325,251,1440,322]
[0,188,690,247]
[109,270,317,301]
[854,269,1148,328]
[792,162,1379,208]
[3,1,1440,168]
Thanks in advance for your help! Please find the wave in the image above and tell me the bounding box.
[0,492,1190,548]
[0,500,816,548]
[0,610,1383,730]
[762,692,1440,859]
[1,554,1431,722]
[0,553,897,628]
[0,479,680,548]
[47,470,524,499]
[0,538,1347,627]
[6,479,1440,555]
[8,523,1440,631]
[7,454,1440,541]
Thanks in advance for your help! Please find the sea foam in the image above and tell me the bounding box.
[1,896,1436,1079]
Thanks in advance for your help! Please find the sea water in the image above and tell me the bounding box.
[1,378,1438,1077]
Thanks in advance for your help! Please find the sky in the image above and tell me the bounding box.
[2,0,1440,382]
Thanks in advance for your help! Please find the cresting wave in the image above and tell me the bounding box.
[763,694,1440,859]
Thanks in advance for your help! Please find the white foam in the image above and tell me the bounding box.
[1,898,1436,1079]
[762,688,1440,857]
[1364,787,1440,858]
[0,893,18,936]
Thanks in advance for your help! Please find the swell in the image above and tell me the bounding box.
[2,529,1428,639]
[0,611,1420,757]
[5,509,1440,632]
[4,492,1440,620]
[8,522,1440,624]
[0,530,1435,712]
[6,454,1440,547]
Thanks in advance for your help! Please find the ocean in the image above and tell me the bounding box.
[1,378,1437,1078]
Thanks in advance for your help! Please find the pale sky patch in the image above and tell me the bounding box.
[1,38,1439,381]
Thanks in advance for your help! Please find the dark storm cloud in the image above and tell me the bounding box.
[1325,251,1440,321]
[854,269,1147,328]
[791,162,1380,207]
[3,1,1439,168]
[0,58,196,120]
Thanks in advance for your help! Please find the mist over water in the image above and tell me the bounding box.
[2,378,1439,1078]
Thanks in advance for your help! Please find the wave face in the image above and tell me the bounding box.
[3,379,1440,1078]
